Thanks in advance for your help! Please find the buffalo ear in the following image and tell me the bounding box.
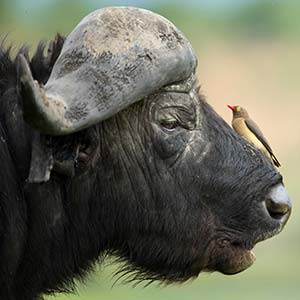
[50,126,101,177]
[69,127,101,174]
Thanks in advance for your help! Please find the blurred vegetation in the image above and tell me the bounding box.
[1,0,300,47]
[0,1,299,299]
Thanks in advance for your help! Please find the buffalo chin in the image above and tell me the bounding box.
[206,242,256,275]
[218,248,256,275]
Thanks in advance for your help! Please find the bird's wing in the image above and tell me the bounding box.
[244,119,273,153]
[245,119,281,167]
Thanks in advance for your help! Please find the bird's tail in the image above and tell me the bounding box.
[271,154,281,167]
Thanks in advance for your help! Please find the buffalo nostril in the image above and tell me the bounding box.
[265,199,290,220]
[265,184,292,221]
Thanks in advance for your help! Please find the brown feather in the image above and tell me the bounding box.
[244,119,281,167]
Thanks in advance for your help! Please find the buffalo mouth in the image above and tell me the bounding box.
[205,226,285,275]
[204,184,292,275]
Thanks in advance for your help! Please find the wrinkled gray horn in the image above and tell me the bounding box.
[18,7,197,135]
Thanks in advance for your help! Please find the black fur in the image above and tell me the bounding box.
[0,35,283,300]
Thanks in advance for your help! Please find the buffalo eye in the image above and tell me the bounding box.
[159,119,180,132]
[148,92,197,159]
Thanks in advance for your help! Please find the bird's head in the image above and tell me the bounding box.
[227,105,250,118]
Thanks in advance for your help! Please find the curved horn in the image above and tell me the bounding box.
[18,54,71,134]
[19,7,197,135]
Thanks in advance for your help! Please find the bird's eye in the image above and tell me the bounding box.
[160,120,179,132]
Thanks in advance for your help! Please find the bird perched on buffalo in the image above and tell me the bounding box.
[227,105,281,167]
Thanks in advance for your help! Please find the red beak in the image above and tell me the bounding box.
[227,105,235,111]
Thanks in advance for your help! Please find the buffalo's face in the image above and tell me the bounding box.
[105,89,291,281]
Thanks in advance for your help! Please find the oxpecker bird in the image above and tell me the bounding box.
[227,105,281,167]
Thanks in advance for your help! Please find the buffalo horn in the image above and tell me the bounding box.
[18,7,197,135]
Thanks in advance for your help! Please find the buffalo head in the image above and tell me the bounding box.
[3,6,291,299]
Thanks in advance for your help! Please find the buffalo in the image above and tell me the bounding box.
[0,7,291,300]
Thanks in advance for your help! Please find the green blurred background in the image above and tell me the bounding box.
[1,0,299,299]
